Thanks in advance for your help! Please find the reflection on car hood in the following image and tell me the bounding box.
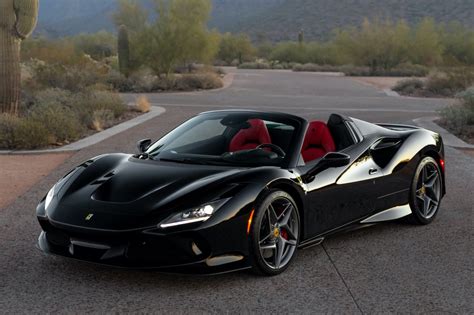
[48,154,244,230]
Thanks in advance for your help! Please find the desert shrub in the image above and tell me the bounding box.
[70,31,117,61]
[386,64,429,77]
[31,61,111,92]
[72,90,127,128]
[425,69,474,96]
[456,87,474,106]
[91,109,116,131]
[337,66,372,76]
[393,78,425,94]
[439,87,474,140]
[106,70,133,92]
[175,73,223,91]
[21,38,83,65]
[29,100,83,144]
[238,62,271,69]
[270,42,308,64]
[0,114,49,149]
[293,63,340,72]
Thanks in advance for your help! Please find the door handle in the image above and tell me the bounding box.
[369,168,378,175]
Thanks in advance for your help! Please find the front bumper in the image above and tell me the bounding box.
[37,215,251,274]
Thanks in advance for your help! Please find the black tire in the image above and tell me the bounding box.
[407,156,443,225]
[249,189,300,276]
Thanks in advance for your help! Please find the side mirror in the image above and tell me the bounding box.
[321,152,351,168]
[304,152,351,183]
[137,139,152,153]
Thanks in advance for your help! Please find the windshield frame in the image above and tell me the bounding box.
[145,110,307,168]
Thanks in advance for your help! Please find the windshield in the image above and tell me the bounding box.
[146,112,301,167]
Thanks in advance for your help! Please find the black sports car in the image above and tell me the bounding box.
[37,111,446,275]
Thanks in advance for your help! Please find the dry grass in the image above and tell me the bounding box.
[134,95,151,113]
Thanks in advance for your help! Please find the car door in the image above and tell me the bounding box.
[302,140,383,238]
[369,137,414,212]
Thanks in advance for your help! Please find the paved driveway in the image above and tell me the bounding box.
[1,69,472,314]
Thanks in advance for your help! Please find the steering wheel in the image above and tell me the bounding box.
[257,143,286,158]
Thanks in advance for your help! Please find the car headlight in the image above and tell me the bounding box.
[159,199,229,228]
[44,185,56,211]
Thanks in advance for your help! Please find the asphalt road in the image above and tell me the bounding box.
[1,69,472,314]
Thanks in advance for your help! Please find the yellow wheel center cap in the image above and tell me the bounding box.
[421,186,426,195]
[273,228,280,238]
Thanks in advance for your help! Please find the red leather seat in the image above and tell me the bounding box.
[229,119,272,152]
[302,121,336,163]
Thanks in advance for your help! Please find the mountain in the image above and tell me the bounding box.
[236,0,474,41]
[35,0,474,41]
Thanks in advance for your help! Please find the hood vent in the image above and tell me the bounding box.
[91,171,116,185]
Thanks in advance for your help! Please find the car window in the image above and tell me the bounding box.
[167,119,227,149]
[145,112,302,167]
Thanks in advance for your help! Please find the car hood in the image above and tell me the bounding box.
[48,154,245,230]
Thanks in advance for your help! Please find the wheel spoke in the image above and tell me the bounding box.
[284,238,297,247]
[260,243,277,250]
[274,238,285,269]
[425,172,439,188]
[423,195,431,216]
[259,232,273,245]
[426,186,439,201]
[416,188,424,201]
[277,203,291,220]
[279,205,293,226]
[268,204,278,225]
[422,166,428,182]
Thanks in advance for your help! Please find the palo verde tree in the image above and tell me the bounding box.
[217,33,255,65]
[0,0,39,115]
[145,0,219,76]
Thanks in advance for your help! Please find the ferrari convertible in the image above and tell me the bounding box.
[37,110,446,275]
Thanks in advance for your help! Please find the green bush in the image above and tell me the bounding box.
[0,114,49,149]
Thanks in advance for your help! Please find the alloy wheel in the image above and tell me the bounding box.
[415,161,442,219]
[258,197,299,270]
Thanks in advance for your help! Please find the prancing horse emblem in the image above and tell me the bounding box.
[85,213,94,221]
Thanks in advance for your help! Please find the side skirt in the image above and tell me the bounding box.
[360,204,412,224]
[298,204,412,249]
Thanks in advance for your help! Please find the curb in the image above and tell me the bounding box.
[413,116,474,149]
[0,106,166,155]
[383,89,400,97]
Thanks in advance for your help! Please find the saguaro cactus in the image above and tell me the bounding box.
[118,25,130,77]
[0,0,39,115]
[298,30,304,45]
